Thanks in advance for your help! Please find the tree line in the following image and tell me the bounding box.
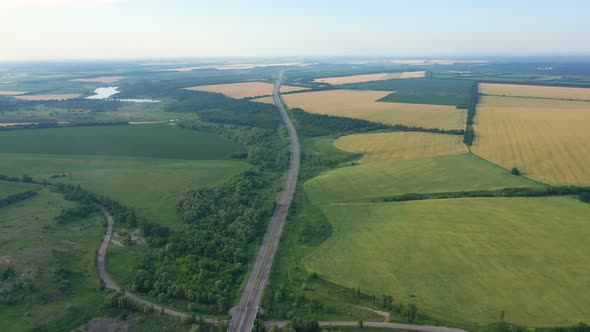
[382,186,590,203]
[0,190,38,209]
[463,81,480,145]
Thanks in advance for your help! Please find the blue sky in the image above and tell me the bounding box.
[1,0,588,60]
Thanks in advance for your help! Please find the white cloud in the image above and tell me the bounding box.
[0,0,125,8]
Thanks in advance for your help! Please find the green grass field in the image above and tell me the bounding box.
[0,184,105,332]
[304,197,590,326]
[338,78,473,106]
[0,181,35,199]
[0,153,249,227]
[305,153,543,204]
[0,124,243,160]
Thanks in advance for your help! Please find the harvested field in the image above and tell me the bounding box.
[312,71,425,85]
[389,59,486,65]
[251,96,274,104]
[480,83,590,101]
[0,91,25,95]
[184,82,308,99]
[69,76,125,83]
[304,196,590,326]
[15,94,81,101]
[472,96,590,185]
[333,132,467,163]
[282,89,466,130]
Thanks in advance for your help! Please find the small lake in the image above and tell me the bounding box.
[86,87,160,103]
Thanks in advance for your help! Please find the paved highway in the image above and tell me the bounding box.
[227,73,300,332]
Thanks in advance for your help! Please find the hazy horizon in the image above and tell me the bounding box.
[1,0,589,61]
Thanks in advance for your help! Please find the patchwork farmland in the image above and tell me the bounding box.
[282,89,467,130]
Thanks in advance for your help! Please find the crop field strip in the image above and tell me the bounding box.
[480,82,590,100]
[333,132,467,163]
[312,71,425,85]
[15,94,82,100]
[183,81,308,99]
[472,95,590,185]
[281,89,467,130]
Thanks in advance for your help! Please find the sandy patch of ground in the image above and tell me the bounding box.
[0,256,15,266]
[0,122,39,127]
[282,89,466,130]
[16,94,81,101]
[480,83,590,101]
[131,229,147,245]
[0,91,26,95]
[184,82,308,99]
[69,76,125,83]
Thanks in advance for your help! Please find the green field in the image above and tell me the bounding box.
[0,181,35,199]
[304,197,590,326]
[0,184,104,332]
[0,153,248,227]
[305,153,543,204]
[0,124,243,160]
[338,78,474,106]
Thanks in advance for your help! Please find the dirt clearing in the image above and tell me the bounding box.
[16,94,81,101]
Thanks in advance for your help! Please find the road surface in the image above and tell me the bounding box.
[227,73,301,332]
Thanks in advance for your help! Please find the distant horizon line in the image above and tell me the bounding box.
[2,54,590,63]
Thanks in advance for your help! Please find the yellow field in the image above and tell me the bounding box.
[333,132,467,163]
[480,83,590,101]
[282,90,466,130]
[312,71,425,85]
[15,94,81,101]
[183,82,308,99]
[69,76,125,83]
[472,96,590,185]
[251,96,274,104]
[0,91,25,95]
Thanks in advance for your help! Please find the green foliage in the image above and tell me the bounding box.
[339,78,474,106]
[511,167,521,176]
[0,124,244,160]
[133,171,274,313]
[382,186,590,202]
[0,190,37,209]
[463,81,480,145]
[166,90,282,129]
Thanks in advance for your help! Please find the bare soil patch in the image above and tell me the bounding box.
[16,94,81,101]
[69,76,125,84]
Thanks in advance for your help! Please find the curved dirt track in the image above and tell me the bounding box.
[97,207,220,324]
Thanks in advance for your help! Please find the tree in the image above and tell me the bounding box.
[358,320,364,328]
[511,167,520,176]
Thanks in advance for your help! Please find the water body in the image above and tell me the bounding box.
[86,87,160,103]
